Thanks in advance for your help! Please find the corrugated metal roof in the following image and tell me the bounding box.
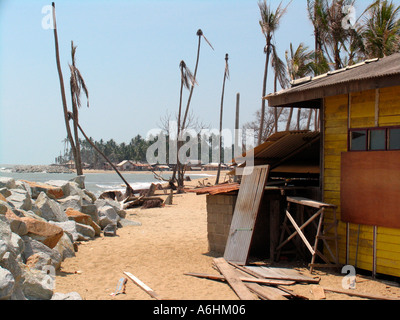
[189,183,240,195]
[267,53,400,107]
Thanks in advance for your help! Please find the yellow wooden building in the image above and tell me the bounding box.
[266,53,400,278]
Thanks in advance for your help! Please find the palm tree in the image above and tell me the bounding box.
[181,29,214,131]
[258,0,290,145]
[285,43,315,130]
[175,61,196,190]
[215,54,230,185]
[51,3,78,172]
[361,0,400,58]
[69,41,89,176]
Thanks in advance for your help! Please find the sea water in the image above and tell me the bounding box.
[0,165,215,197]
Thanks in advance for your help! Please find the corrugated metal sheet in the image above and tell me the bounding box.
[191,183,240,195]
[234,131,320,171]
[223,165,270,265]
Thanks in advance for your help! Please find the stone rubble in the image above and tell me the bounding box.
[0,175,141,300]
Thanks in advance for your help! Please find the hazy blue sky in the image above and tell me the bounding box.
[0,0,397,165]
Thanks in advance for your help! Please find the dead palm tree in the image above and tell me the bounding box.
[175,61,196,190]
[258,0,290,145]
[51,2,78,172]
[181,29,214,131]
[215,54,230,185]
[361,0,400,58]
[69,41,89,176]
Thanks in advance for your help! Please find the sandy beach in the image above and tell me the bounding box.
[53,175,400,301]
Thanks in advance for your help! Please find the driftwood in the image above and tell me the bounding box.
[124,271,162,300]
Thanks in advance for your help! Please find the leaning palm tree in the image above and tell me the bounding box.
[361,0,400,58]
[69,41,89,176]
[258,0,290,145]
[215,54,230,185]
[181,29,214,131]
[51,3,78,171]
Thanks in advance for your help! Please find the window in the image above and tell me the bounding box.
[349,126,400,151]
[350,130,367,151]
[389,128,400,150]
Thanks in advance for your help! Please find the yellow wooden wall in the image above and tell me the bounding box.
[323,86,400,277]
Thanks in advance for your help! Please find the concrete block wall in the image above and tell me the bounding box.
[206,194,237,254]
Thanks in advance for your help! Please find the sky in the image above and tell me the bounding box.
[0,0,398,165]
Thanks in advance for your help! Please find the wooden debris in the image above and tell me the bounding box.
[213,258,257,300]
[184,272,295,286]
[245,283,288,300]
[311,285,326,300]
[124,271,162,300]
[244,265,320,284]
[323,287,400,300]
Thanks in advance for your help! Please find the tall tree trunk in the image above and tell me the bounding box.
[52,2,77,169]
[215,54,229,185]
[175,80,185,190]
[182,31,202,131]
[259,43,271,145]
[71,103,83,176]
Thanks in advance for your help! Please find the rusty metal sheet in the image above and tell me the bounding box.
[341,151,400,228]
[223,166,270,265]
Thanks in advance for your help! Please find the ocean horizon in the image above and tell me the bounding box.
[0,164,216,197]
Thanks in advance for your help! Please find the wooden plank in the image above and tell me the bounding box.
[323,287,400,300]
[285,210,315,255]
[245,266,320,284]
[245,283,288,300]
[287,196,337,209]
[223,165,270,265]
[213,258,257,300]
[184,272,295,286]
[311,285,326,300]
[123,271,162,300]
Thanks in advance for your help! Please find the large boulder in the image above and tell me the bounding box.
[35,192,68,222]
[53,233,75,260]
[20,180,64,200]
[0,177,16,190]
[75,223,95,241]
[0,266,15,300]
[57,195,82,212]
[21,237,62,271]
[65,208,101,236]
[97,205,120,229]
[20,265,54,300]
[22,218,63,249]
[6,189,32,211]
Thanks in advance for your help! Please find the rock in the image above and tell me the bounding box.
[119,218,142,227]
[69,175,85,189]
[57,195,82,211]
[0,251,23,282]
[20,180,64,200]
[0,240,8,260]
[17,217,64,249]
[62,182,93,204]
[49,220,79,242]
[103,223,117,237]
[9,218,28,237]
[0,216,12,247]
[0,177,16,189]
[97,205,120,229]
[25,252,53,271]
[0,188,11,199]
[6,189,32,211]
[0,266,15,300]
[21,237,62,271]
[35,192,68,222]
[20,265,54,300]
[65,208,100,236]
[75,223,95,241]
[53,233,75,260]
[81,204,99,224]
[51,291,82,300]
